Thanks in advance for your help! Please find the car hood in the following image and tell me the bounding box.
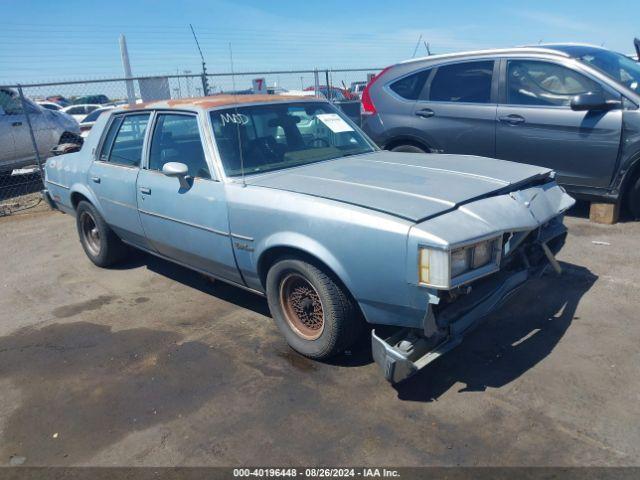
[245,151,553,222]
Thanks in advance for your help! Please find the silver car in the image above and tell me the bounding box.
[361,44,640,218]
[0,88,81,173]
[43,95,574,383]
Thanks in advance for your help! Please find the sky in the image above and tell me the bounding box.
[1,0,638,92]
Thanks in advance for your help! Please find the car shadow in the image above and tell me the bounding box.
[115,250,271,317]
[111,251,596,393]
[393,262,597,402]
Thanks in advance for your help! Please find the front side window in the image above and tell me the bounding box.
[210,102,374,177]
[429,61,494,103]
[576,50,640,94]
[390,69,430,100]
[148,114,210,179]
[507,60,605,107]
[103,114,149,167]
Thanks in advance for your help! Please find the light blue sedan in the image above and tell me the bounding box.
[43,95,574,383]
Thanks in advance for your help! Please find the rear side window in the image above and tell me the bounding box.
[429,61,494,103]
[148,114,210,179]
[102,114,150,167]
[389,69,430,100]
[506,60,605,107]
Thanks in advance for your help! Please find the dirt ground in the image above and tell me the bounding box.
[0,203,638,467]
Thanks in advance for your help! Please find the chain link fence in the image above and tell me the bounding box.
[0,67,379,216]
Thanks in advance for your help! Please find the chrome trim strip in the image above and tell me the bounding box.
[120,240,265,297]
[138,209,229,237]
[230,233,254,241]
[99,196,137,210]
[45,179,70,190]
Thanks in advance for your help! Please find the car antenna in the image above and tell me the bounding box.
[228,42,246,187]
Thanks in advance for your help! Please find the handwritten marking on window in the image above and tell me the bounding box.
[220,113,249,126]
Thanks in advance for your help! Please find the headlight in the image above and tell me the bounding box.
[418,236,502,289]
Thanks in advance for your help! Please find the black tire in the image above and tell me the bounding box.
[627,175,640,220]
[75,200,127,267]
[390,144,427,154]
[266,257,363,360]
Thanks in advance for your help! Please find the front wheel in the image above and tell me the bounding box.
[266,258,363,359]
[75,201,127,267]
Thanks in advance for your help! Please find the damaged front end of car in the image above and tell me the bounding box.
[372,179,575,384]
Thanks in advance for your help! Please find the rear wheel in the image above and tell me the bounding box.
[266,257,363,359]
[76,200,127,267]
[390,144,427,154]
[627,175,640,219]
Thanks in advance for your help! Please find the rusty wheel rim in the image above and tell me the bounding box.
[80,211,101,257]
[279,273,325,340]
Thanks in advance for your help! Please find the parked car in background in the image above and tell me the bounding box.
[0,88,81,173]
[36,101,62,111]
[62,104,102,122]
[304,86,356,101]
[71,95,110,105]
[79,106,115,137]
[361,44,640,218]
[46,95,70,107]
[43,95,573,383]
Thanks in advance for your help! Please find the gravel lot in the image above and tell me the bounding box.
[0,204,639,467]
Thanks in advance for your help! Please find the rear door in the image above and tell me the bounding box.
[136,112,241,283]
[495,58,622,188]
[411,59,498,157]
[88,113,150,247]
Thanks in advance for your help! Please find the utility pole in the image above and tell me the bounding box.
[119,34,136,105]
[412,34,423,58]
[190,24,209,96]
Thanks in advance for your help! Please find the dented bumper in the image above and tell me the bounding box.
[373,220,568,384]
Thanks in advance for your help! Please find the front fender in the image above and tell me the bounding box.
[246,231,354,294]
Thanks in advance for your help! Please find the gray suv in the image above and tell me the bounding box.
[0,88,81,174]
[361,44,640,218]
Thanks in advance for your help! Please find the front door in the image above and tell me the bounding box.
[495,59,623,188]
[412,59,497,157]
[136,112,240,283]
[88,113,150,247]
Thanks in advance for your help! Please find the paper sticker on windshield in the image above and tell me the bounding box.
[316,113,353,133]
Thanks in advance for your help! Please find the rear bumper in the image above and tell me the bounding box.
[41,188,57,210]
[373,227,567,384]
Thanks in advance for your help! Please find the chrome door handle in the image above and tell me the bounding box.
[91,176,100,183]
[139,187,151,195]
[498,114,525,125]
[415,108,435,118]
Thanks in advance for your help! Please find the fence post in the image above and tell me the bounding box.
[17,85,44,178]
[314,68,320,97]
[324,70,331,102]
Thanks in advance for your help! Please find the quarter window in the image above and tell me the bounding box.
[104,114,150,167]
[507,60,605,107]
[389,69,430,100]
[149,114,210,179]
[429,61,494,103]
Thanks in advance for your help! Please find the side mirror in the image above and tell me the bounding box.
[570,92,620,112]
[162,162,190,189]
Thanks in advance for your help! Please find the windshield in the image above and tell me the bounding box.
[576,49,640,94]
[210,102,374,177]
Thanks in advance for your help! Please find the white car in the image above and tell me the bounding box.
[61,104,102,122]
[79,106,115,137]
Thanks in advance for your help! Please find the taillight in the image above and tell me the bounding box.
[361,66,392,115]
